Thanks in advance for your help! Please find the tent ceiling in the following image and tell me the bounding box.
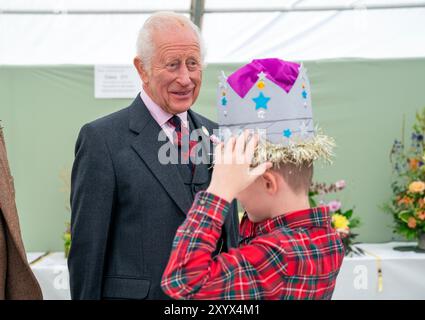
[0,0,424,64]
[3,0,425,12]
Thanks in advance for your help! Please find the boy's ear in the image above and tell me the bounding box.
[261,171,279,195]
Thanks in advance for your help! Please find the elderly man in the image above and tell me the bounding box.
[68,12,239,300]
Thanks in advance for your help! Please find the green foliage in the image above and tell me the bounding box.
[309,180,360,255]
[386,108,425,240]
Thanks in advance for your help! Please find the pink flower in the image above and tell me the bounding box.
[335,180,346,190]
[336,227,350,239]
[408,217,417,229]
[328,200,342,212]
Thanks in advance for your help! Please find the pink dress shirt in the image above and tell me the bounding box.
[139,87,188,145]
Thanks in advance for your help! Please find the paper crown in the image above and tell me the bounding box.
[216,58,334,166]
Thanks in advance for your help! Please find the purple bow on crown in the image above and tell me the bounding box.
[227,58,301,98]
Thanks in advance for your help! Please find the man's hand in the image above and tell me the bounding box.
[206,131,273,202]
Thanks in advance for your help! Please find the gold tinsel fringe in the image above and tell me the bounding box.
[252,133,335,167]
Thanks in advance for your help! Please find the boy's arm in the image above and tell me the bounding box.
[161,190,274,300]
[161,132,273,299]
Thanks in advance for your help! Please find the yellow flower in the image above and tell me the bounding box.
[408,181,425,193]
[332,214,350,229]
[63,232,71,243]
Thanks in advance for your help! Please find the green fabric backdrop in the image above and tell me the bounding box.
[1,58,425,252]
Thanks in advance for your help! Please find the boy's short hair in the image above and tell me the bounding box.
[273,161,313,195]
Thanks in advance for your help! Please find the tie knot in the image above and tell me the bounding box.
[168,115,182,132]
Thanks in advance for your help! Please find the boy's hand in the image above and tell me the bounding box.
[206,131,273,202]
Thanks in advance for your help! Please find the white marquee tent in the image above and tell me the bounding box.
[1,0,425,64]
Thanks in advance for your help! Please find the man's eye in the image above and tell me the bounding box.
[187,60,199,69]
[167,62,178,70]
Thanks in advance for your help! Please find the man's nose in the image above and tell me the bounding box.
[176,64,192,86]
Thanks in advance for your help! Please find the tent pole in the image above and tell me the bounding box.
[190,0,205,29]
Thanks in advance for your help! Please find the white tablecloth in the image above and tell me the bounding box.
[333,242,425,300]
[28,242,425,300]
[28,252,70,300]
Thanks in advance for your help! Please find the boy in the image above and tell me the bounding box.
[161,58,345,300]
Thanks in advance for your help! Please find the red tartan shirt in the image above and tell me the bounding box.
[161,191,345,300]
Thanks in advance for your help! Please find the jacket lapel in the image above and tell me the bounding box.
[129,95,193,216]
[188,112,241,249]
[187,110,214,186]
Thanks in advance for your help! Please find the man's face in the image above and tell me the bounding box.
[138,26,202,114]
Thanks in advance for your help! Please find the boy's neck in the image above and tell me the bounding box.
[269,194,311,219]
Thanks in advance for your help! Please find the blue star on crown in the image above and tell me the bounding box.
[252,92,270,110]
[283,129,292,138]
[221,96,228,106]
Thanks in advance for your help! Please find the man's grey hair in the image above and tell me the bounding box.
[136,11,206,71]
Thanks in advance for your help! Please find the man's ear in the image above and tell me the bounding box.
[133,56,149,84]
[261,171,279,195]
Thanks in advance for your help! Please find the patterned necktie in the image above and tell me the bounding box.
[167,115,197,173]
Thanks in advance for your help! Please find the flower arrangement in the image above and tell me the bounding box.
[386,109,425,248]
[63,222,71,258]
[309,180,361,255]
[60,167,72,258]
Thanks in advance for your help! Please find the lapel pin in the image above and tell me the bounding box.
[202,126,220,145]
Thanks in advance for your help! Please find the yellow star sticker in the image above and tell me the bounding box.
[257,81,265,89]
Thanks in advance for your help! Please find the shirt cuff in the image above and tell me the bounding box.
[193,191,231,224]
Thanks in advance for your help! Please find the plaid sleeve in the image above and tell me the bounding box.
[161,191,280,300]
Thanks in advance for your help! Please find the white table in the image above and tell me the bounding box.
[333,242,425,300]
[28,242,425,300]
[28,252,70,300]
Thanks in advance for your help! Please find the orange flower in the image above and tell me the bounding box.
[408,217,417,229]
[419,198,425,208]
[409,158,420,170]
[417,211,425,221]
[398,196,413,206]
[409,181,425,193]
